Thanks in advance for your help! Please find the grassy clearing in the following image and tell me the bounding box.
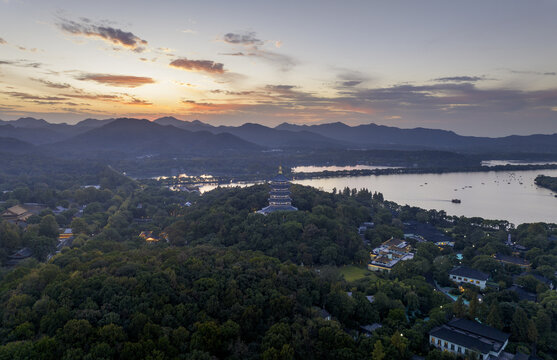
[339,265,370,282]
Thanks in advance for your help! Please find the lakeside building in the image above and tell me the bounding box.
[368,238,414,272]
[429,318,509,360]
[449,266,489,290]
[257,166,298,215]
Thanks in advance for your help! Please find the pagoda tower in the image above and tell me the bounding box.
[257,166,298,214]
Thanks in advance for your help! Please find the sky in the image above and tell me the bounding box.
[0,0,556,136]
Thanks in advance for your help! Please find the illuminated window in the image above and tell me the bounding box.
[476,280,480,284]
[444,341,448,348]
[431,337,435,344]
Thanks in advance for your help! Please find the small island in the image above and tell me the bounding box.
[535,175,557,194]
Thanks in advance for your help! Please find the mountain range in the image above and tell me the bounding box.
[0,116,556,156]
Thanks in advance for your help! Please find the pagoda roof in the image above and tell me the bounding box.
[257,204,298,215]
[271,173,290,182]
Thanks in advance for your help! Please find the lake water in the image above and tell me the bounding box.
[294,169,557,225]
[291,165,400,173]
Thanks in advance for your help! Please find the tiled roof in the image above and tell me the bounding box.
[430,326,493,354]
[494,253,530,266]
[430,318,509,355]
[449,318,509,343]
[450,266,489,281]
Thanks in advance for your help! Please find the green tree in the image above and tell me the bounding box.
[371,340,385,360]
[512,307,529,342]
[486,303,503,329]
[39,215,59,238]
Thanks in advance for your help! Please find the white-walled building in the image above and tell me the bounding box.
[429,318,509,360]
[449,266,489,290]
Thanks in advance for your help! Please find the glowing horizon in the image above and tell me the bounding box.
[1,0,556,136]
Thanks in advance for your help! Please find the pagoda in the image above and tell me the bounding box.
[257,166,298,215]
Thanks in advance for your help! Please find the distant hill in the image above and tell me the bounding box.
[43,118,260,156]
[0,117,98,142]
[212,123,345,148]
[2,116,556,154]
[0,124,69,145]
[153,117,214,132]
[0,137,34,153]
[153,117,344,148]
[275,122,557,153]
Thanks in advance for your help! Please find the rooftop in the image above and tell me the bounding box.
[449,266,489,281]
[430,318,509,355]
[494,253,531,267]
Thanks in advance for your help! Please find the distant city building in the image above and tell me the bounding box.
[429,318,509,360]
[368,238,414,272]
[257,166,298,215]
[58,228,73,240]
[435,241,455,248]
[449,266,489,290]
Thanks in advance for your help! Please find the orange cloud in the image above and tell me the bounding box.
[61,91,152,106]
[181,99,244,113]
[77,74,156,87]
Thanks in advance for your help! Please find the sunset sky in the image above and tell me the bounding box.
[1,0,556,136]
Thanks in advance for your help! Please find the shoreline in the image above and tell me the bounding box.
[149,163,557,187]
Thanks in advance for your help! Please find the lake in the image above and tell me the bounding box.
[294,169,557,225]
[198,169,556,224]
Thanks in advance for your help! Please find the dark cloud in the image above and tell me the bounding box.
[220,52,245,56]
[335,82,557,116]
[125,97,152,106]
[76,73,156,87]
[221,31,296,71]
[342,80,362,87]
[334,69,370,88]
[507,69,556,76]
[58,18,148,52]
[0,60,42,68]
[31,78,72,89]
[61,90,152,106]
[169,58,225,74]
[434,76,485,82]
[2,91,67,102]
[210,89,255,96]
[223,32,264,46]
[265,85,297,92]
